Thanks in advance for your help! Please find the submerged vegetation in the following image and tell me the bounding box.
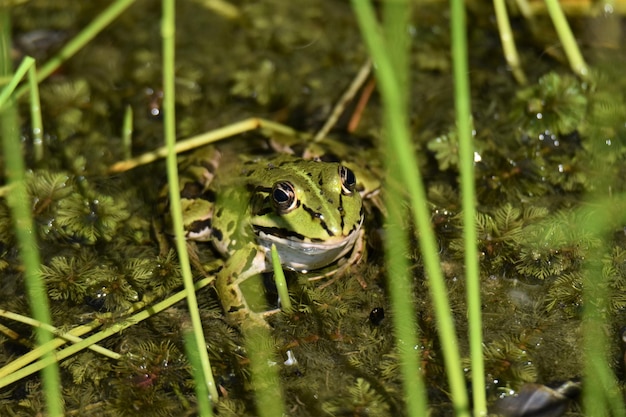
[0,0,625,416]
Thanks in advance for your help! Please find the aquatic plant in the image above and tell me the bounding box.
[515,72,588,138]
[1,0,625,416]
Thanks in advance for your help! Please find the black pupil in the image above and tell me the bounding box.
[274,187,289,203]
[345,169,355,185]
[342,166,356,188]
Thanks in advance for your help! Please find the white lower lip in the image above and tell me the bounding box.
[257,227,361,271]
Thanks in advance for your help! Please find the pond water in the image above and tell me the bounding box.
[2,0,626,416]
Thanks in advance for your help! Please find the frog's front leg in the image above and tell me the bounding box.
[215,242,277,328]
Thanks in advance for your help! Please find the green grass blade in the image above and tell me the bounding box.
[543,0,589,78]
[15,0,137,98]
[0,26,63,417]
[243,324,286,417]
[0,58,33,109]
[580,202,626,417]
[161,0,218,402]
[380,1,427,416]
[27,64,44,162]
[579,137,626,416]
[493,0,527,84]
[449,0,486,414]
[271,244,292,313]
[385,173,427,417]
[352,0,469,414]
[122,104,133,160]
[0,309,120,359]
[184,328,213,417]
[0,276,214,389]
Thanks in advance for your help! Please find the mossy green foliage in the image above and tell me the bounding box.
[423,69,626,411]
[1,0,626,416]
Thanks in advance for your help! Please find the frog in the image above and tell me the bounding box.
[163,144,368,328]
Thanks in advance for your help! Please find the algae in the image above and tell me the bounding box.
[1,0,625,416]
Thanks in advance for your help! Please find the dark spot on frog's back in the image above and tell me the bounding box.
[227,220,236,232]
[189,218,212,234]
[181,181,202,199]
[204,189,217,202]
[181,182,216,202]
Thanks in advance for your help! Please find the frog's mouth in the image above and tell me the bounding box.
[255,224,362,272]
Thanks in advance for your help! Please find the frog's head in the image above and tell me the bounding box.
[250,157,363,271]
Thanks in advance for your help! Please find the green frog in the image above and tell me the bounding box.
[164,145,368,328]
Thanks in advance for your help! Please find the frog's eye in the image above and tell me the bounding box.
[339,166,357,195]
[272,181,298,214]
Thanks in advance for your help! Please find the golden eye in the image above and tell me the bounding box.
[272,181,297,214]
[339,166,357,195]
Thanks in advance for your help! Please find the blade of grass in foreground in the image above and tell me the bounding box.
[184,327,212,417]
[160,0,218,404]
[0,50,63,417]
[242,323,286,417]
[380,1,427,417]
[580,102,626,416]
[352,0,469,415]
[449,0,486,413]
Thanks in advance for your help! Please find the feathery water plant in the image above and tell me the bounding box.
[515,72,588,138]
[1,0,625,416]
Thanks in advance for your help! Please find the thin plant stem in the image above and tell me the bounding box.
[27,64,44,162]
[108,117,306,173]
[578,201,626,417]
[0,309,120,359]
[580,113,626,416]
[271,244,292,313]
[15,0,137,99]
[384,169,426,417]
[493,0,527,84]
[450,0,486,414]
[543,0,589,78]
[381,1,427,415]
[351,1,470,415]
[0,58,33,109]
[183,328,213,417]
[122,104,133,160]
[161,0,218,402]
[0,275,214,389]
[243,324,286,417]
[0,45,63,417]
[313,59,371,142]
